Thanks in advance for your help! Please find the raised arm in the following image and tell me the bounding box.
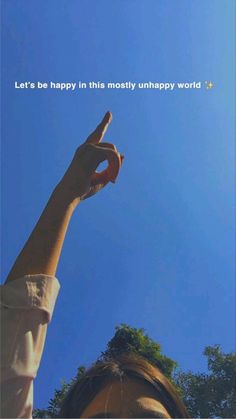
[1,111,124,419]
[5,111,124,283]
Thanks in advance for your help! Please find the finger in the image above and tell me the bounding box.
[96,144,124,167]
[85,111,112,144]
[90,171,110,187]
[81,182,107,200]
[89,146,121,183]
[98,142,118,152]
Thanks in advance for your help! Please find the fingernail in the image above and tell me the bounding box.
[106,111,112,123]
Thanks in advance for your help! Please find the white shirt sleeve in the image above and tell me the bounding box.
[0,274,60,419]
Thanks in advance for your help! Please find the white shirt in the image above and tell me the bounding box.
[0,275,60,418]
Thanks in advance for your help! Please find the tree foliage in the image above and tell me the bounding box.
[33,326,236,418]
[175,345,236,418]
[101,323,177,378]
[33,367,86,418]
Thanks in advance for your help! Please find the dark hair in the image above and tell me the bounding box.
[59,354,189,418]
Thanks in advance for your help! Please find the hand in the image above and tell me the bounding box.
[59,111,124,202]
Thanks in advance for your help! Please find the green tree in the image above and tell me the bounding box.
[33,367,86,418]
[175,345,236,418]
[101,324,177,378]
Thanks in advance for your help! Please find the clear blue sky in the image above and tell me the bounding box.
[1,0,235,409]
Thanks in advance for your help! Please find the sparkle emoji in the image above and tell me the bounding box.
[205,81,214,90]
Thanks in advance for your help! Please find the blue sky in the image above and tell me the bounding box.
[1,0,235,409]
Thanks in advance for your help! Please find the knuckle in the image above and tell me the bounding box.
[73,144,96,169]
[76,143,94,157]
[105,143,117,151]
[83,143,95,151]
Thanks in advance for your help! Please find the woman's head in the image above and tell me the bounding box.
[59,354,189,418]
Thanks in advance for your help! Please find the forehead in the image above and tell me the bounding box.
[80,377,171,418]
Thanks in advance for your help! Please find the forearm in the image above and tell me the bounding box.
[5,112,122,284]
[5,183,80,283]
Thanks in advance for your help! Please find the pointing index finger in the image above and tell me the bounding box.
[85,111,112,144]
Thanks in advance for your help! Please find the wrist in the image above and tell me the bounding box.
[52,182,81,210]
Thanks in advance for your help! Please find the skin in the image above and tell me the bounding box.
[4,112,171,416]
[5,111,123,283]
[81,377,171,418]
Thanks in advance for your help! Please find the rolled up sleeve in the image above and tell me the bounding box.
[0,274,60,418]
